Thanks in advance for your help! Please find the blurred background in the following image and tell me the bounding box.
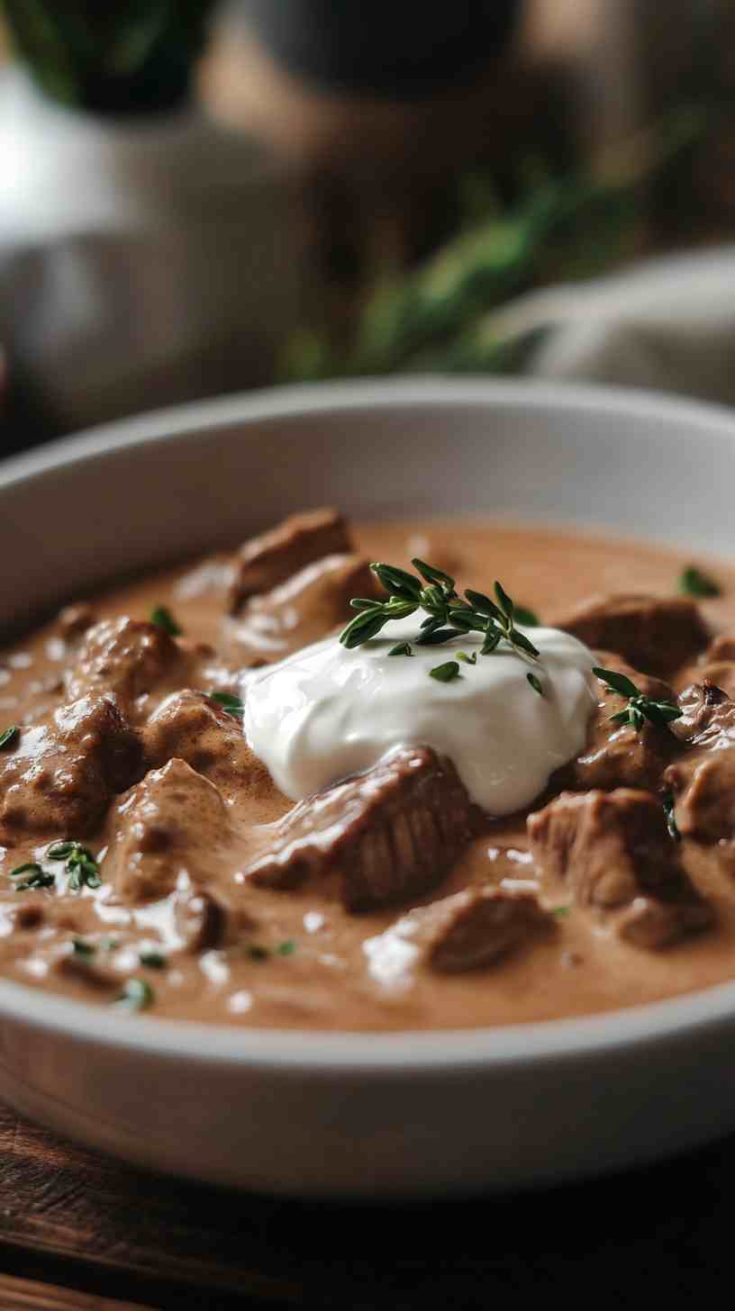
[0,0,732,455]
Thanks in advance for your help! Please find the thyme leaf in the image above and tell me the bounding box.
[114,978,154,1012]
[207,690,245,720]
[47,841,101,891]
[679,566,720,598]
[429,660,461,683]
[527,672,544,696]
[150,605,182,636]
[593,666,682,733]
[10,862,54,891]
[0,726,19,751]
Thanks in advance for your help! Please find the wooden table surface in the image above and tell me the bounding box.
[0,1097,729,1309]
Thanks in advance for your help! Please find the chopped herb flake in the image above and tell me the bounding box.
[592,666,682,733]
[679,566,720,598]
[208,690,244,720]
[388,642,413,657]
[150,605,182,636]
[139,949,167,969]
[114,978,154,1012]
[71,937,96,958]
[552,905,571,918]
[246,943,270,961]
[0,726,19,751]
[527,672,544,696]
[429,660,461,683]
[10,862,54,891]
[276,939,296,956]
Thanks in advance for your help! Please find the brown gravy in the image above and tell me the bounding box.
[0,518,733,1031]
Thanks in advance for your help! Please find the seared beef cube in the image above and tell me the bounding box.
[666,747,735,842]
[617,895,713,950]
[106,758,230,904]
[671,681,735,748]
[0,695,141,841]
[246,745,474,912]
[528,788,702,910]
[372,887,552,976]
[144,690,269,795]
[234,553,379,656]
[66,616,180,711]
[574,652,677,791]
[665,684,735,842]
[553,594,708,675]
[706,636,735,662]
[228,508,351,614]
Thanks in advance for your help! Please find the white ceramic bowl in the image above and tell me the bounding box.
[1,378,734,1197]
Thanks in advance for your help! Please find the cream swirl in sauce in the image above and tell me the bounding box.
[243,616,597,815]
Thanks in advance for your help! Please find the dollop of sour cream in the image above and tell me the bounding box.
[243,616,597,816]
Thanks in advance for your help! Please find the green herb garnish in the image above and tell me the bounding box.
[514,606,539,627]
[679,566,720,598]
[114,978,154,1012]
[457,651,477,665]
[552,905,571,918]
[150,605,182,636]
[71,937,96,958]
[10,862,54,892]
[429,660,461,683]
[663,792,681,842]
[276,939,296,956]
[388,642,413,657]
[592,666,682,732]
[340,560,540,671]
[207,690,244,721]
[0,726,19,751]
[246,943,270,961]
[527,672,544,696]
[139,949,167,970]
[47,841,101,891]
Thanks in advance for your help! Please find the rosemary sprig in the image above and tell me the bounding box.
[340,559,540,671]
[592,666,682,732]
[47,841,101,891]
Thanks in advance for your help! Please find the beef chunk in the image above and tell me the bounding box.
[527,789,710,948]
[706,635,735,662]
[66,617,180,711]
[574,652,677,791]
[665,683,735,842]
[671,681,735,748]
[553,594,708,675]
[144,690,269,795]
[228,508,351,614]
[246,745,474,912]
[0,695,141,841]
[616,896,714,951]
[372,887,552,976]
[234,553,379,656]
[57,602,96,642]
[106,758,229,904]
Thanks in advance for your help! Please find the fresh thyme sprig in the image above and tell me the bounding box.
[592,666,682,732]
[340,559,540,669]
[47,841,101,891]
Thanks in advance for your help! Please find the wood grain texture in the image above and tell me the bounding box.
[0,1099,731,1308]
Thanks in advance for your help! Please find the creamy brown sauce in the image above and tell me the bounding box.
[0,518,733,1031]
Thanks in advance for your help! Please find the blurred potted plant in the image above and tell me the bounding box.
[0,2,304,433]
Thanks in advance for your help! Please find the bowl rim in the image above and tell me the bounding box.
[3,374,735,1074]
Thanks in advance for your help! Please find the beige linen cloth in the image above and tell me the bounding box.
[497,247,735,406]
